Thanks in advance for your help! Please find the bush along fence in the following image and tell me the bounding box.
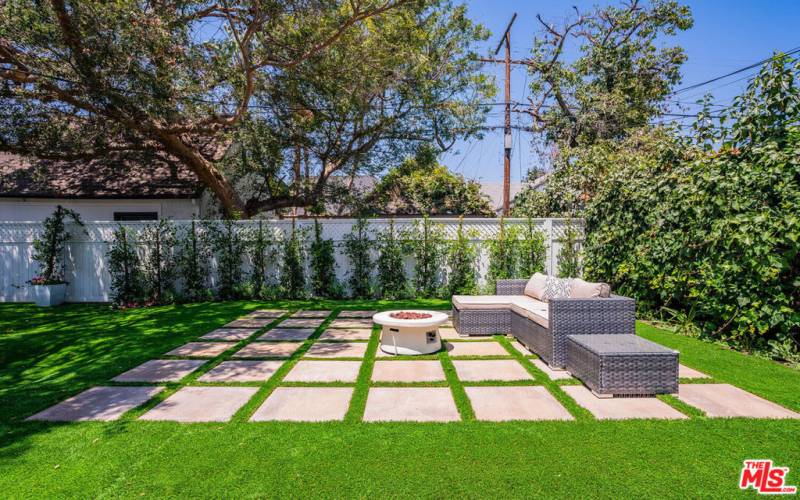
[0,216,583,305]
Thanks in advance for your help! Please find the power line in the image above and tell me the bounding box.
[668,45,800,96]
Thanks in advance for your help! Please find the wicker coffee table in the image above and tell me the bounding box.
[566,334,678,397]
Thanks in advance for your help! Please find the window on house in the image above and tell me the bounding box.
[113,211,158,221]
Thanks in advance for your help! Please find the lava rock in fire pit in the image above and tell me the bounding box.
[389,311,433,320]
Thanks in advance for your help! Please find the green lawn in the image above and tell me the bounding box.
[1,301,799,498]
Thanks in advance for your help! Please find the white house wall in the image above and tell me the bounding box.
[0,198,200,221]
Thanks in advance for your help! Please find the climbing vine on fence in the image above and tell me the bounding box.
[139,219,177,304]
[310,219,339,298]
[518,217,547,277]
[206,219,245,300]
[247,220,274,299]
[279,220,307,299]
[405,216,446,298]
[177,219,210,302]
[343,217,373,298]
[107,224,143,306]
[377,219,407,299]
[447,216,478,296]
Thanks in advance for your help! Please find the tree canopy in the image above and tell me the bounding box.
[364,145,494,216]
[0,0,492,216]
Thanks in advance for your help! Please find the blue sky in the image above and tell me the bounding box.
[439,0,800,182]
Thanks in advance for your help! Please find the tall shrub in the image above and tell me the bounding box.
[279,220,307,299]
[405,216,446,297]
[206,219,245,300]
[177,219,211,302]
[518,217,547,277]
[309,219,339,298]
[447,216,478,296]
[139,219,177,304]
[377,219,407,299]
[343,217,373,298]
[107,224,143,306]
[30,205,84,285]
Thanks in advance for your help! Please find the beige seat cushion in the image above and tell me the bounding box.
[570,278,611,299]
[452,295,516,310]
[523,273,548,300]
[510,296,549,329]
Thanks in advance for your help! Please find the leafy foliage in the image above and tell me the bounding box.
[139,219,177,304]
[206,219,245,300]
[107,225,143,306]
[405,216,446,297]
[365,146,494,216]
[376,219,408,299]
[446,217,478,295]
[343,217,373,298]
[279,221,307,299]
[30,205,84,285]
[582,55,800,359]
[309,219,340,298]
[176,219,211,302]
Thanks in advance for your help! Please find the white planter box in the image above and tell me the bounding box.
[32,284,67,307]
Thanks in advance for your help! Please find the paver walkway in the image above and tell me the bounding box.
[32,309,800,423]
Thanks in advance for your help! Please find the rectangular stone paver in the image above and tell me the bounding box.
[466,386,574,421]
[446,341,509,357]
[113,359,206,383]
[438,327,465,340]
[319,328,372,341]
[677,384,800,419]
[510,341,535,356]
[452,359,533,382]
[251,387,353,422]
[305,342,368,358]
[533,359,572,381]
[140,386,257,422]
[337,310,377,318]
[258,328,315,341]
[200,328,259,341]
[291,310,332,319]
[233,342,301,358]
[226,318,274,328]
[363,387,460,422]
[329,319,373,329]
[246,310,287,318]
[278,318,325,328]
[165,342,236,358]
[27,386,164,422]
[372,360,445,382]
[283,360,362,382]
[562,385,687,420]
[197,361,284,382]
[679,364,710,379]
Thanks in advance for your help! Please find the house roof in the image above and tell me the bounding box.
[0,152,202,199]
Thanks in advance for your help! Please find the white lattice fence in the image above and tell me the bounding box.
[0,218,583,302]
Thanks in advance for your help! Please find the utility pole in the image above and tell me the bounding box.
[481,13,517,215]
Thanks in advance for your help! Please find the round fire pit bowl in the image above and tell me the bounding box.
[373,310,449,355]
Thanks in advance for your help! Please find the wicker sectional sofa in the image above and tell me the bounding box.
[452,278,636,368]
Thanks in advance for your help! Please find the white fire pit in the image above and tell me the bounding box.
[373,310,448,355]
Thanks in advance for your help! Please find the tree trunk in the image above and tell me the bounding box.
[157,133,247,218]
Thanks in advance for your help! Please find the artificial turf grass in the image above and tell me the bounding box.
[3,302,800,497]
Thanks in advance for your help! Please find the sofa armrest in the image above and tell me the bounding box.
[548,295,635,336]
[496,279,528,295]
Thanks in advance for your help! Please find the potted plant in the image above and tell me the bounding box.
[29,205,85,306]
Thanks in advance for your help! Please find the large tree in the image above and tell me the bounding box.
[0,0,491,216]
